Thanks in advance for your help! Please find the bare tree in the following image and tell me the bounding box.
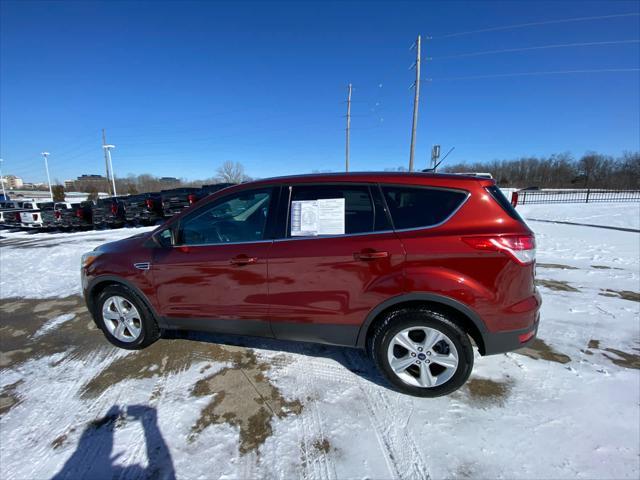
[51,185,65,202]
[439,151,638,188]
[216,161,248,183]
[578,152,606,188]
[86,185,99,202]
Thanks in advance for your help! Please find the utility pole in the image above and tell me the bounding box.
[102,129,112,195]
[0,158,7,200]
[345,83,352,172]
[41,152,53,201]
[409,34,421,172]
[103,143,117,197]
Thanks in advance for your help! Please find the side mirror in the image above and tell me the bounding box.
[154,228,174,248]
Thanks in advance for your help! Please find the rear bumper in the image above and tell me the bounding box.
[482,313,539,355]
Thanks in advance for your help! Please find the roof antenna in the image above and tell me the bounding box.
[422,146,455,172]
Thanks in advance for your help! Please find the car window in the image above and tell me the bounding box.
[178,188,272,245]
[288,185,376,237]
[486,186,524,223]
[381,185,467,230]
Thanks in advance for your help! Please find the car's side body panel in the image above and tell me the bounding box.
[151,241,272,322]
[267,231,405,344]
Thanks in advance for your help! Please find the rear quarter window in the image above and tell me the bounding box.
[486,186,525,222]
[381,185,468,230]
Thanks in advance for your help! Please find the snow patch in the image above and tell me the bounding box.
[32,313,76,338]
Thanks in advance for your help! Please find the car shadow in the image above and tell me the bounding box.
[51,404,176,480]
[163,329,395,391]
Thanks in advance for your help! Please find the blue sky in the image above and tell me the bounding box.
[1,0,639,183]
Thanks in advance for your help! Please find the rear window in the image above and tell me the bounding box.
[382,186,467,230]
[486,186,524,222]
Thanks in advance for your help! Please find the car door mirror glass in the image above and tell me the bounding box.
[156,228,174,248]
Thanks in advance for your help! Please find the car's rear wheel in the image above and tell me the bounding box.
[95,285,160,350]
[370,307,474,397]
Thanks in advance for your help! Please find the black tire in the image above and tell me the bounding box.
[369,307,474,397]
[94,285,160,350]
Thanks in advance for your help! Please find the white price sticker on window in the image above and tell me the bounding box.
[291,198,345,236]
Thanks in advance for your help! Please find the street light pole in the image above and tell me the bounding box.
[41,152,53,201]
[0,158,7,200]
[103,144,117,196]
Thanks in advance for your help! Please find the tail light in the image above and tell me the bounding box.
[146,199,154,209]
[111,203,118,215]
[511,191,519,207]
[14,212,20,221]
[462,235,536,265]
[55,210,61,219]
[32,213,39,221]
[76,208,83,218]
[188,194,197,205]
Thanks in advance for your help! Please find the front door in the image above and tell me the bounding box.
[268,183,405,346]
[151,187,276,336]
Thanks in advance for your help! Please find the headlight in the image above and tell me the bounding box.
[81,251,102,268]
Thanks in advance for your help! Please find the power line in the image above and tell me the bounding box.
[428,68,640,82]
[431,12,640,39]
[429,39,640,60]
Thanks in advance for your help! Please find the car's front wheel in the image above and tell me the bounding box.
[95,285,160,350]
[370,307,474,397]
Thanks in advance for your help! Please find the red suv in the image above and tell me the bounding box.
[82,173,540,397]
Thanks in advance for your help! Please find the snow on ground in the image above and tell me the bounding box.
[32,313,76,339]
[0,203,639,479]
[518,202,640,230]
[0,226,154,299]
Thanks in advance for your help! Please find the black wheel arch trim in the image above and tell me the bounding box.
[355,293,489,350]
[85,275,160,323]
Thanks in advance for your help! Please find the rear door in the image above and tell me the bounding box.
[267,183,405,346]
[151,186,279,335]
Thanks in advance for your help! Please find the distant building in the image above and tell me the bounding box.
[159,176,180,184]
[3,175,24,189]
[77,174,107,182]
[68,174,108,192]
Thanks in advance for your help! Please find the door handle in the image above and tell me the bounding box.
[230,255,258,265]
[354,250,389,261]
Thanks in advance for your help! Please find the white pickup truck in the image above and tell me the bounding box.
[19,201,48,228]
[20,201,75,229]
[1,201,31,227]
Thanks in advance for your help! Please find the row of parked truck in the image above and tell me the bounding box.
[0,184,234,231]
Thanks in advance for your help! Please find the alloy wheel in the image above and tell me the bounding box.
[386,326,459,388]
[101,295,142,343]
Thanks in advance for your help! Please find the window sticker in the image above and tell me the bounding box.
[291,198,345,236]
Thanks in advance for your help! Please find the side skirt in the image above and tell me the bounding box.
[160,317,361,348]
[270,322,360,348]
[159,317,273,338]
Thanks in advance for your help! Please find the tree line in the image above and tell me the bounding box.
[70,161,251,198]
[442,151,639,189]
[54,152,640,200]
